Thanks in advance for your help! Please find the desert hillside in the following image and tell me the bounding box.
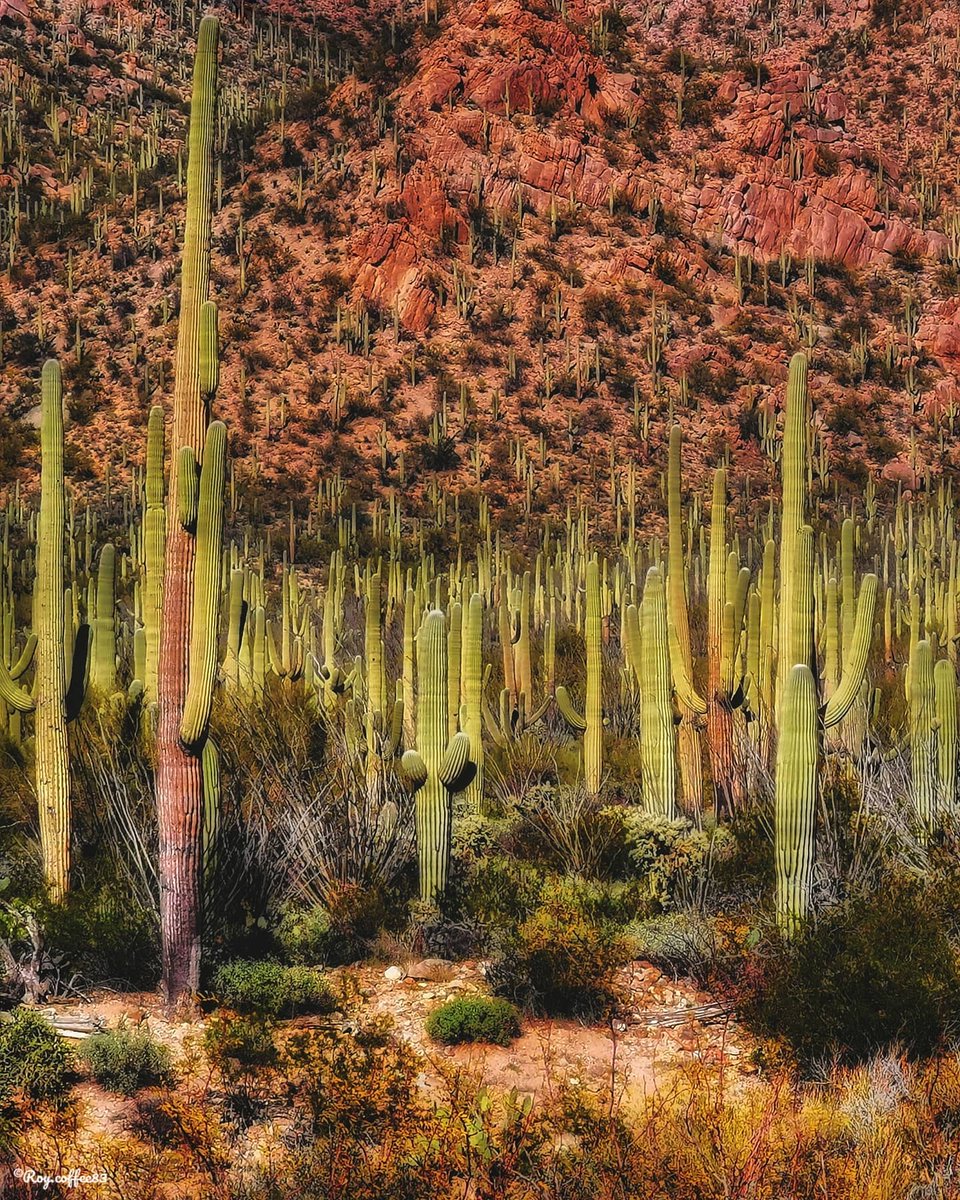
[2,0,959,526]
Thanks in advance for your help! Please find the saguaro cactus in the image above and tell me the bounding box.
[666,425,703,812]
[461,592,485,813]
[35,359,70,901]
[400,609,470,903]
[775,664,817,938]
[625,567,677,819]
[143,405,166,705]
[91,543,116,696]
[155,14,220,1002]
[556,557,604,793]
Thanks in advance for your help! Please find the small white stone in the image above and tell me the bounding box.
[383,966,405,982]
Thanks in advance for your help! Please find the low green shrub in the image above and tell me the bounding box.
[0,1008,75,1102]
[489,876,631,1015]
[80,1024,173,1095]
[738,876,960,1071]
[212,959,335,1017]
[425,996,521,1046]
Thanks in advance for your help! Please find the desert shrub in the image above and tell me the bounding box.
[489,876,631,1015]
[81,1024,173,1095]
[281,1019,421,1140]
[276,906,339,965]
[274,885,383,967]
[739,877,960,1070]
[510,787,632,878]
[425,996,521,1046]
[212,960,335,1018]
[622,813,735,911]
[455,852,545,932]
[0,1008,75,1102]
[626,911,719,977]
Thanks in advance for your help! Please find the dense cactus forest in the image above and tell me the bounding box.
[5,0,960,1196]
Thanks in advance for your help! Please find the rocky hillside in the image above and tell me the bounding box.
[2,0,960,531]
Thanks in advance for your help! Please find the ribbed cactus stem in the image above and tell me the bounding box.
[775,663,817,939]
[777,352,809,711]
[201,737,220,893]
[91,542,116,695]
[462,593,485,813]
[36,359,70,901]
[179,422,227,748]
[910,639,937,834]
[400,609,470,903]
[667,425,704,813]
[583,557,603,793]
[633,567,676,818]
[706,466,734,805]
[935,657,958,813]
[143,405,165,705]
[822,574,878,729]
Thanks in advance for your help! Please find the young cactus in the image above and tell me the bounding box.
[400,609,471,903]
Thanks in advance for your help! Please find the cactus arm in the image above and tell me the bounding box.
[555,685,587,731]
[180,421,227,749]
[177,447,199,529]
[438,731,470,787]
[823,574,878,730]
[0,656,34,713]
[10,634,37,681]
[935,657,958,812]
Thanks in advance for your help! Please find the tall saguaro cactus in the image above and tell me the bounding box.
[35,359,70,901]
[666,425,703,812]
[773,354,877,936]
[155,15,220,1002]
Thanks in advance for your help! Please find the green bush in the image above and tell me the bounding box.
[212,959,335,1017]
[489,876,631,1016]
[425,996,521,1046]
[739,877,960,1071]
[0,1008,75,1102]
[80,1024,173,1095]
[622,813,735,912]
